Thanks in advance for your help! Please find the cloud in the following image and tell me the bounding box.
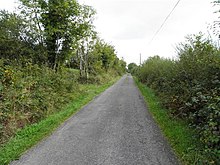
[68,0,217,64]
[91,0,176,40]
[0,0,216,65]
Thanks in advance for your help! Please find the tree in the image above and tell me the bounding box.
[127,63,138,74]
[0,10,24,60]
[0,10,46,63]
[212,1,220,38]
[90,40,117,72]
[41,0,81,69]
[74,5,96,78]
[118,58,127,74]
[19,0,95,70]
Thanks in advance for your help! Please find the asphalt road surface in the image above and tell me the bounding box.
[11,75,179,165]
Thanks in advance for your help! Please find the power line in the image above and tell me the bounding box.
[148,0,181,45]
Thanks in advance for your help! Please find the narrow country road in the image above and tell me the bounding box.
[11,75,179,165]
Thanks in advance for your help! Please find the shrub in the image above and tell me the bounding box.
[136,34,220,163]
[0,60,79,145]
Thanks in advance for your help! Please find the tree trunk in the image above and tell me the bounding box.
[79,48,83,77]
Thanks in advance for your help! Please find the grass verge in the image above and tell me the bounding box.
[134,78,206,165]
[0,77,119,165]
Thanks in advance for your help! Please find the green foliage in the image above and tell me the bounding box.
[90,40,119,71]
[70,39,127,78]
[41,0,80,69]
[0,60,79,145]
[135,78,206,164]
[18,0,97,70]
[0,0,126,158]
[127,62,138,74]
[135,34,220,163]
[0,77,119,165]
[0,58,122,161]
[0,10,46,63]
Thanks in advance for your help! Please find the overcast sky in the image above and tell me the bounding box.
[0,0,218,64]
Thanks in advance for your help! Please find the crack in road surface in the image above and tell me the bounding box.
[11,75,179,165]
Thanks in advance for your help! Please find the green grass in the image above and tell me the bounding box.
[0,77,119,165]
[134,78,206,165]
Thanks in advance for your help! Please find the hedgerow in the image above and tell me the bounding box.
[135,34,220,163]
[0,1,126,148]
[0,60,79,144]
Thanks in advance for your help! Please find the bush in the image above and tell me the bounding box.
[136,34,220,163]
[0,60,79,145]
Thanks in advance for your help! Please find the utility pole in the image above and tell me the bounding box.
[140,53,142,66]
